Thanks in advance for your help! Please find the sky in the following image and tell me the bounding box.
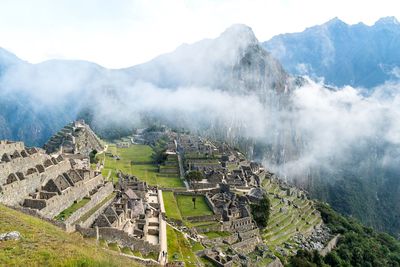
[0,0,399,68]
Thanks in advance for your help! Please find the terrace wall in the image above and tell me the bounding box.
[63,182,114,232]
[77,226,160,255]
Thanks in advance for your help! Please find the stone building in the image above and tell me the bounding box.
[44,120,104,156]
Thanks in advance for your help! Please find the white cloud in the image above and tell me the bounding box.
[0,0,399,68]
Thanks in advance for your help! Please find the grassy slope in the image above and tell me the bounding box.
[0,204,139,267]
[166,225,199,267]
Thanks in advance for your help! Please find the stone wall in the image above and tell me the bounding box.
[0,141,24,155]
[0,173,42,206]
[202,233,239,246]
[238,228,259,240]
[77,226,160,256]
[267,258,284,267]
[204,194,219,214]
[231,236,260,255]
[63,182,114,232]
[186,214,221,223]
[36,174,104,219]
[222,217,254,232]
[194,223,221,234]
[77,193,116,228]
[320,234,340,257]
[191,182,218,190]
[0,158,74,206]
[0,153,47,184]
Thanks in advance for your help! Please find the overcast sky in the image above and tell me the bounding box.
[0,0,398,68]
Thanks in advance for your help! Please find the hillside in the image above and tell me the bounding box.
[0,204,139,267]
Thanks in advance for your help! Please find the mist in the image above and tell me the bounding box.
[81,77,400,184]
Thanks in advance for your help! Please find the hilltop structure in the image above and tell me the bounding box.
[44,120,104,156]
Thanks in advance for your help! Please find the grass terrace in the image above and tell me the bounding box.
[97,143,184,189]
[54,197,90,221]
[162,191,183,221]
[176,195,213,218]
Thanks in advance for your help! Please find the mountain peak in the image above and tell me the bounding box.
[324,17,347,27]
[374,16,399,26]
[219,24,258,46]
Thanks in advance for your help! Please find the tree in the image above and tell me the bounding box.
[89,149,98,164]
[186,171,204,182]
[250,193,270,228]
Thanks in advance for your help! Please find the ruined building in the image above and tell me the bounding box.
[44,120,104,156]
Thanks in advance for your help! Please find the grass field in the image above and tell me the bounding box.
[176,195,213,218]
[0,204,139,267]
[202,231,231,239]
[99,144,184,188]
[162,191,183,221]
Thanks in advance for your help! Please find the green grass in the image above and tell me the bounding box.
[121,247,133,255]
[107,242,120,252]
[202,231,231,239]
[190,239,204,252]
[200,256,219,267]
[101,144,184,188]
[0,204,140,267]
[162,192,182,221]
[261,180,323,256]
[176,195,213,218]
[119,145,153,164]
[73,193,116,225]
[54,197,90,221]
[166,225,199,266]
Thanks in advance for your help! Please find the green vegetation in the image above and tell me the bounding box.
[89,149,98,164]
[73,193,116,225]
[166,225,199,266]
[0,204,139,267]
[176,195,213,218]
[288,203,400,267]
[55,197,90,221]
[203,231,231,239]
[186,170,204,181]
[120,247,133,255]
[152,135,169,164]
[162,191,183,221]
[99,143,184,188]
[107,242,120,252]
[262,180,322,256]
[250,193,271,228]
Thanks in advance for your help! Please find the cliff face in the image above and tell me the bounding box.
[126,24,290,97]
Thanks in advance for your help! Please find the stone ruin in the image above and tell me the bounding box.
[202,248,239,267]
[203,185,262,255]
[77,174,164,257]
[43,120,104,156]
[0,139,113,232]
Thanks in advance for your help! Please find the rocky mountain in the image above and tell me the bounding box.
[125,24,291,98]
[0,24,293,146]
[263,16,400,88]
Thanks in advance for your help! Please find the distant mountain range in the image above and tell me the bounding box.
[263,16,400,88]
